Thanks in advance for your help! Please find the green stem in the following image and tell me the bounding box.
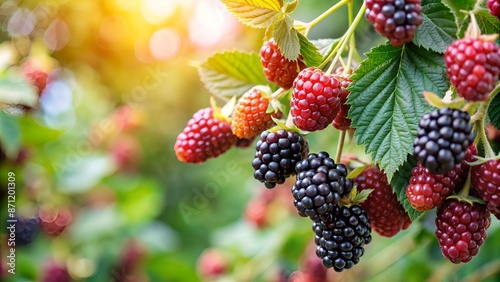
[475,83,500,158]
[335,130,346,164]
[344,0,355,74]
[321,2,366,72]
[305,0,350,36]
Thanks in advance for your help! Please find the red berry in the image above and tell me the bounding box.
[365,0,423,46]
[41,260,70,282]
[291,67,342,131]
[174,108,237,163]
[197,249,228,280]
[260,38,305,89]
[39,207,72,237]
[472,159,500,219]
[435,199,491,263]
[244,199,268,228]
[445,37,500,101]
[332,74,352,130]
[231,88,280,138]
[354,166,411,237]
[488,0,500,19]
[407,145,477,212]
[23,63,49,96]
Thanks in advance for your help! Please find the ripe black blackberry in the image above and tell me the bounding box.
[365,0,423,46]
[292,152,353,220]
[252,129,308,188]
[413,107,474,175]
[14,216,41,246]
[313,205,372,272]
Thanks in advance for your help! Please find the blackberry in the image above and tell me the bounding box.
[445,37,500,101]
[365,0,423,46]
[413,107,474,175]
[252,129,308,188]
[313,205,372,272]
[435,199,491,263]
[14,216,41,246]
[292,152,353,220]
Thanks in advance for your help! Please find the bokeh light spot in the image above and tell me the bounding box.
[149,28,181,60]
[44,19,70,51]
[141,0,178,24]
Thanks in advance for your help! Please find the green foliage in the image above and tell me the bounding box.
[0,112,20,157]
[489,92,500,130]
[198,51,268,97]
[414,0,457,53]
[347,42,448,181]
[391,155,422,221]
[220,0,284,29]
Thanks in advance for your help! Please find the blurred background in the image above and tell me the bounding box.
[0,0,499,281]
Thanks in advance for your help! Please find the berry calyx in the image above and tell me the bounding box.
[231,87,280,139]
[365,0,423,47]
[313,205,372,272]
[435,199,491,263]
[260,38,306,89]
[291,67,342,132]
[445,36,500,101]
[174,108,237,163]
[252,129,309,188]
[292,152,353,220]
[354,166,411,237]
[413,107,474,175]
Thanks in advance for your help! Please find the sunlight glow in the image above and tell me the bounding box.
[149,28,181,60]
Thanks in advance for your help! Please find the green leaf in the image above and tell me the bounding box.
[0,71,38,107]
[273,15,300,60]
[489,92,500,130]
[297,32,323,67]
[459,10,500,44]
[390,155,423,221]
[442,0,476,21]
[220,0,283,28]
[0,112,21,157]
[414,0,457,53]
[347,43,449,181]
[198,51,268,97]
[310,38,341,60]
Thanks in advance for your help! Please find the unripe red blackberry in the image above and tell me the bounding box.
[445,37,500,101]
[313,205,372,272]
[332,74,352,130]
[252,129,309,188]
[260,38,306,89]
[174,108,237,163]
[472,159,500,219]
[291,67,342,132]
[354,166,411,237]
[231,88,281,138]
[413,107,474,175]
[365,0,423,46]
[41,261,70,282]
[407,144,477,212]
[292,152,353,220]
[39,207,72,237]
[435,199,491,263]
[488,0,500,20]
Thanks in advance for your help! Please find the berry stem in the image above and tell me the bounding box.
[344,0,356,74]
[322,2,366,73]
[304,0,350,36]
[335,130,347,164]
[475,83,500,158]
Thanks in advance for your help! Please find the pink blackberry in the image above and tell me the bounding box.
[472,159,500,219]
[291,67,342,132]
[445,37,500,101]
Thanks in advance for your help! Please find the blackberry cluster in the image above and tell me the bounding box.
[413,107,474,175]
[15,216,41,246]
[252,129,308,188]
[313,205,372,271]
[365,0,423,46]
[292,152,353,220]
